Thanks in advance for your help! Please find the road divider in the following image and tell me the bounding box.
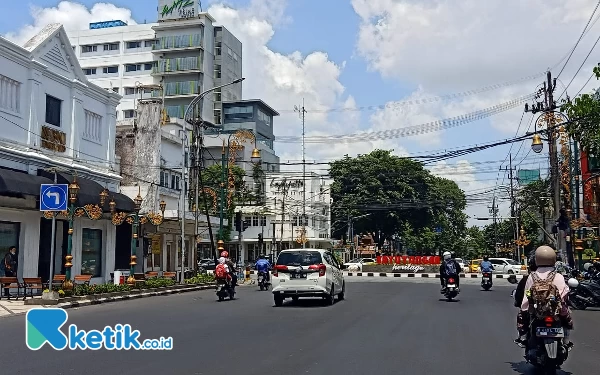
[243,270,523,279]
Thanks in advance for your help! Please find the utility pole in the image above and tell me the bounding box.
[294,100,308,249]
[500,153,519,260]
[179,130,187,283]
[489,197,498,256]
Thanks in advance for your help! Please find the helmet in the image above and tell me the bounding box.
[443,251,451,260]
[483,256,489,261]
[528,253,537,272]
[567,278,579,289]
[220,251,229,258]
[583,262,592,271]
[534,246,557,267]
[259,254,266,259]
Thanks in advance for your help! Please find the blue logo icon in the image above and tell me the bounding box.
[40,184,68,211]
[26,309,173,350]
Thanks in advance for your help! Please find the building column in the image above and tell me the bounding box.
[104,222,116,282]
[26,70,43,148]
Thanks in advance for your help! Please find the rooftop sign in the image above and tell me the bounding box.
[89,20,128,29]
[158,0,198,21]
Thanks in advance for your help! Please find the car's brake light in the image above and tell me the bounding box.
[273,265,287,277]
[544,316,553,327]
[448,278,455,283]
[309,264,326,276]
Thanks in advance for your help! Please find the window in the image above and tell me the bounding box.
[81,45,97,53]
[124,87,135,95]
[144,40,156,48]
[227,47,232,56]
[0,221,20,272]
[83,68,96,75]
[252,216,259,226]
[45,95,62,127]
[160,171,166,187]
[83,110,102,143]
[0,74,21,113]
[124,110,135,118]
[233,53,238,61]
[276,251,322,266]
[260,216,266,227]
[257,109,271,126]
[215,43,222,56]
[144,63,154,71]
[103,66,118,74]
[126,41,141,49]
[81,228,102,277]
[125,64,141,72]
[214,65,221,79]
[103,43,119,51]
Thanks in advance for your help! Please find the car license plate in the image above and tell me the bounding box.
[536,327,564,338]
[447,284,456,288]
[291,273,306,279]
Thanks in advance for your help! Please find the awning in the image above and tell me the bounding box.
[0,167,53,196]
[37,170,135,212]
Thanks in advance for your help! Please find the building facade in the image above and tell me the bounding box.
[0,24,133,283]
[67,1,242,126]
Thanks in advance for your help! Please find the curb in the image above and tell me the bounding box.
[342,272,524,279]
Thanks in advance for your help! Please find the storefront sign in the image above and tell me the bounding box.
[89,20,127,29]
[151,235,161,254]
[391,264,425,272]
[270,179,304,190]
[159,0,197,21]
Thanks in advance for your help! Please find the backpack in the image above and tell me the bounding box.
[215,264,227,279]
[529,271,562,319]
[444,259,458,275]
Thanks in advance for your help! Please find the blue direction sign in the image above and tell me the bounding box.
[435,227,443,233]
[40,184,69,211]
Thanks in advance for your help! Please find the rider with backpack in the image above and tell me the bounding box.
[439,251,461,292]
[516,245,573,349]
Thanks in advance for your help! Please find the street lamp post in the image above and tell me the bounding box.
[109,187,166,285]
[514,228,531,264]
[42,176,106,289]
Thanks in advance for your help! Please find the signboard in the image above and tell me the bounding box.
[518,169,540,186]
[89,20,127,29]
[158,0,198,21]
[151,235,162,255]
[40,184,68,211]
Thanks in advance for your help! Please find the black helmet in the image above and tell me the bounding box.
[483,256,489,261]
[259,254,266,259]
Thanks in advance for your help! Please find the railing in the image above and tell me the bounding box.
[154,56,202,74]
[151,80,201,97]
[153,34,203,50]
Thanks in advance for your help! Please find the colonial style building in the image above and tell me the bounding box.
[0,24,133,283]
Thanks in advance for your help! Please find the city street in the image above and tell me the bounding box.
[0,281,598,375]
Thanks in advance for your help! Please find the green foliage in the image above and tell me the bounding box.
[184,273,215,284]
[142,278,176,289]
[517,178,552,216]
[584,248,596,260]
[73,283,132,296]
[329,150,468,255]
[561,66,600,155]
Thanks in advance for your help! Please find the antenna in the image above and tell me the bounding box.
[294,99,307,248]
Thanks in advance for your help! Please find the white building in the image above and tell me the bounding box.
[232,173,333,263]
[66,1,242,126]
[0,24,132,283]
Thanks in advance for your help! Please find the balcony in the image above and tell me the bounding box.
[152,56,203,76]
[151,80,202,99]
[152,34,203,53]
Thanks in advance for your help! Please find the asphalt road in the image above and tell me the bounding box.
[0,281,598,375]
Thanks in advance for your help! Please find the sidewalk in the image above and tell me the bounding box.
[0,299,41,317]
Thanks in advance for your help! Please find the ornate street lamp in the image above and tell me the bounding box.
[514,228,531,264]
[42,176,105,289]
[110,187,166,285]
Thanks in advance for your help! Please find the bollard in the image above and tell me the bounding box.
[245,266,250,280]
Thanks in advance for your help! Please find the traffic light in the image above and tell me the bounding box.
[235,211,242,232]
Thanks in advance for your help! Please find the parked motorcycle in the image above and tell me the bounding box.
[567,277,600,310]
[481,271,493,290]
[216,279,235,301]
[257,271,271,291]
[443,276,459,301]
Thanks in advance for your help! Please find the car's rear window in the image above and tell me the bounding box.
[277,251,323,266]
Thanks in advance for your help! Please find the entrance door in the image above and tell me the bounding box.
[166,242,172,271]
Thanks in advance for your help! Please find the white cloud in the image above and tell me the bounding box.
[4,1,137,44]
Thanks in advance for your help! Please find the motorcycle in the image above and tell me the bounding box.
[519,316,569,374]
[216,279,235,301]
[481,271,493,290]
[257,271,271,291]
[443,276,459,301]
[567,277,600,310]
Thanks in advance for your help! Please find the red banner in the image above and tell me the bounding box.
[375,256,442,264]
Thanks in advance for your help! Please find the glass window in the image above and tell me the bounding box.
[260,216,266,226]
[0,221,20,270]
[103,66,118,74]
[125,64,141,72]
[144,63,153,71]
[104,43,119,51]
[81,228,102,277]
[124,110,135,118]
[276,251,322,266]
[144,40,156,48]
[45,95,62,127]
[81,45,97,53]
[83,68,96,75]
[126,41,141,49]
[124,87,135,95]
[252,216,259,226]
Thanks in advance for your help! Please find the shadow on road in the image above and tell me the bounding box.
[274,298,341,308]
[507,361,572,375]
[437,298,460,302]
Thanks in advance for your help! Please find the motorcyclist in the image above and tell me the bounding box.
[517,246,573,349]
[480,255,494,286]
[220,251,238,287]
[254,254,271,282]
[439,251,461,292]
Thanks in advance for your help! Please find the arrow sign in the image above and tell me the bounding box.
[40,184,68,211]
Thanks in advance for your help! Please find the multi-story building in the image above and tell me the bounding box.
[66,1,242,126]
[0,23,133,283]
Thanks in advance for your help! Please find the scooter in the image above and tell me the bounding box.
[567,277,600,310]
[257,271,271,291]
[442,276,459,301]
[481,271,493,290]
[520,316,569,374]
[216,279,235,301]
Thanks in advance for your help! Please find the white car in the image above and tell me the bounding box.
[489,257,527,274]
[454,258,470,273]
[272,249,345,307]
[343,257,377,271]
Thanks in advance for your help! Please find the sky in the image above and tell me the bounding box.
[1,0,600,227]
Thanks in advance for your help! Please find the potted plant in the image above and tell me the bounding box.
[42,289,59,300]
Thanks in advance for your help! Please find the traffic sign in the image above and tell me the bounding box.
[435,227,442,233]
[40,184,69,211]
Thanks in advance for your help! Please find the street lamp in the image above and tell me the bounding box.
[110,187,166,285]
[531,133,544,153]
[42,176,105,289]
[514,228,531,264]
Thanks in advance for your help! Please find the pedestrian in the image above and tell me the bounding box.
[3,246,17,297]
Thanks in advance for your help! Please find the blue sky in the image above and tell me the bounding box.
[1,0,597,223]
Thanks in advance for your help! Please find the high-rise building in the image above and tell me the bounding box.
[66,1,242,125]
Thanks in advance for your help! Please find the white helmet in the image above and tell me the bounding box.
[583,262,592,271]
[567,278,579,289]
[443,251,451,260]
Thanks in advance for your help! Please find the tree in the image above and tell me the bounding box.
[561,66,600,155]
[329,150,468,254]
[201,164,247,241]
